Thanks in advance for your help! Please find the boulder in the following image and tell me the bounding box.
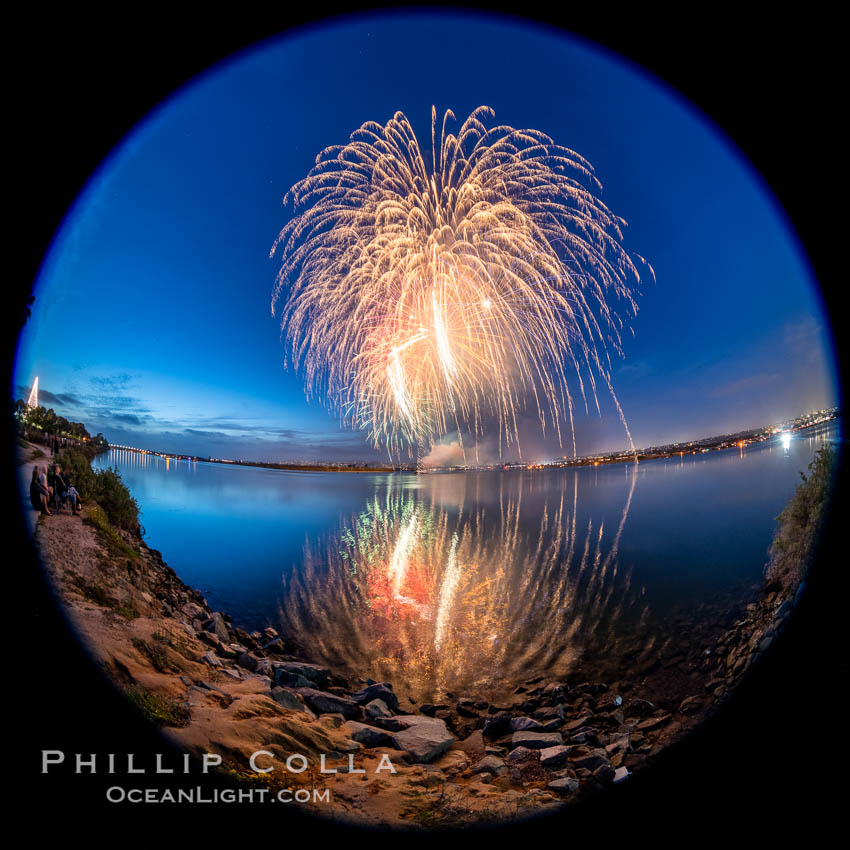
[510,730,563,750]
[206,612,230,642]
[470,755,506,776]
[343,721,395,748]
[636,713,672,733]
[482,711,512,739]
[364,698,392,720]
[270,687,306,712]
[539,745,571,768]
[419,703,450,717]
[506,746,535,763]
[548,777,580,795]
[351,682,400,712]
[274,662,331,689]
[236,652,258,672]
[593,762,616,784]
[678,695,703,715]
[625,698,655,717]
[510,716,543,732]
[390,716,455,763]
[570,748,610,771]
[296,688,360,719]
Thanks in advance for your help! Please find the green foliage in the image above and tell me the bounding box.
[94,467,140,532]
[57,447,140,532]
[83,505,139,559]
[125,685,190,727]
[15,401,91,440]
[131,638,172,673]
[767,442,837,592]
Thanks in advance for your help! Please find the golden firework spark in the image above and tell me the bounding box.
[271,106,652,458]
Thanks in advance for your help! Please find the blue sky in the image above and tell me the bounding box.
[13,11,839,462]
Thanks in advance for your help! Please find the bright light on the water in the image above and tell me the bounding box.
[781,432,792,450]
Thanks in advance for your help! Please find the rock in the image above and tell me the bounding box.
[678,695,703,715]
[274,669,315,689]
[263,627,279,640]
[636,714,672,733]
[533,704,565,721]
[296,688,361,719]
[181,602,205,620]
[568,730,598,746]
[482,711,512,739]
[470,755,506,775]
[343,721,395,748]
[419,703,449,717]
[563,714,595,733]
[270,687,305,712]
[220,667,242,680]
[548,777,580,795]
[595,693,624,712]
[200,651,221,667]
[236,652,258,672]
[391,716,455,763]
[625,698,655,717]
[539,745,571,768]
[206,612,230,642]
[510,731,563,750]
[274,662,331,689]
[351,682,400,712]
[510,716,544,732]
[263,638,289,655]
[197,631,225,651]
[571,748,610,771]
[458,729,485,756]
[572,682,608,697]
[593,762,616,784]
[506,746,534,763]
[364,698,392,720]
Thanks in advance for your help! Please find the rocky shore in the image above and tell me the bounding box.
[23,440,805,828]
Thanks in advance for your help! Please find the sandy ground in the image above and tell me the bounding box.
[19,440,566,827]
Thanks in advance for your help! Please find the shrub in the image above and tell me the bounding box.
[94,466,140,532]
[55,447,140,532]
[125,685,189,727]
[766,442,837,593]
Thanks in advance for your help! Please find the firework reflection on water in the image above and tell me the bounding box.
[278,465,648,702]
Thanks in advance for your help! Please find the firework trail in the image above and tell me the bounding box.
[272,106,652,458]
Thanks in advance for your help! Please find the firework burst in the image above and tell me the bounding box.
[271,106,651,458]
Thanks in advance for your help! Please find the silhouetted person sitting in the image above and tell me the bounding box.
[64,478,83,517]
[30,465,51,515]
[51,464,81,515]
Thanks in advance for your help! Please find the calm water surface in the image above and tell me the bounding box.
[94,423,838,700]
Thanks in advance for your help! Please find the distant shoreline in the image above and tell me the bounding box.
[104,409,839,476]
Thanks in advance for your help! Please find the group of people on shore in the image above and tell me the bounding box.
[29,463,82,517]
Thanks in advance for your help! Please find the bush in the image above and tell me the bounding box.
[56,447,140,533]
[95,466,140,532]
[766,442,837,593]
